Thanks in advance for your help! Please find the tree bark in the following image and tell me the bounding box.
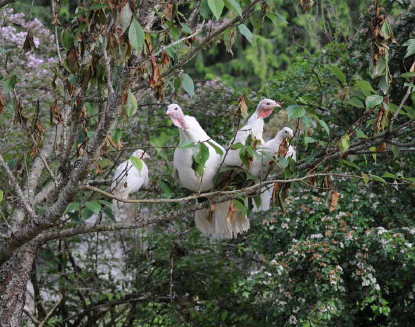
[0,244,36,327]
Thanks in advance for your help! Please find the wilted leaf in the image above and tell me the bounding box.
[23,29,36,53]
[328,190,340,212]
[226,200,236,224]
[120,3,133,34]
[165,3,173,21]
[237,94,249,119]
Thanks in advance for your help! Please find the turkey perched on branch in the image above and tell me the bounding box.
[224,99,280,168]
[250,127,296,212]
[111,149,150,221]
[166,104,249,239]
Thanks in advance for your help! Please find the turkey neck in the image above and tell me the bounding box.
[245,111,265,141]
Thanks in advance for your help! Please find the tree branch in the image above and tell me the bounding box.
[0,0,18,9]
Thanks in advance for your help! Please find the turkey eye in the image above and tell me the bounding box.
[266,102,270,105]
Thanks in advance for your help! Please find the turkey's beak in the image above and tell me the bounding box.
[166,109,173,116]
[141,152,151,159]
[275,102,282,108]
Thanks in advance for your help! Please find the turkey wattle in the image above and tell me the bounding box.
[166,104,249,239]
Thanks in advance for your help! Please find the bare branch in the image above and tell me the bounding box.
[0,154,37,222]
[0,0,18,9]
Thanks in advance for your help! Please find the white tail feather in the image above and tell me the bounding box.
[195,201,249,239]
[252,186,273,212]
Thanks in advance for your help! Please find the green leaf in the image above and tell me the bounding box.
[200,0,212,18]
[348,97,365,109]
[90,3,108,10]
[401,72,415,79]
[125,89,138,117]
[238,24,253,43]
[356,130,367,139]
[340,134,350,153]
[304,136,316,144]
[80,208,94,221]
[120,3,133,33]
[3,75,17,94]
[85,201,101,214]
[234,198,247,216]
[0,190,3,203]
[130,156,143,172]
[61,28,74,51]
[286,105,305,120]
[354,81,375,97]
[379,20,392,40]
[405,43,415,58]
[318,119,330,136]
[98,200,113,207]
[221,310,228,321]
[382,172,396,179]
[341,159,360,170]
[128,18,145,53]
[182,73,194,97]
[392,145,400,159]
[208,0,224,20]
[239,148,250,168]
[194,143,210,165]
[369,174,387,185]
[224,0,242,17]
[365,95,383,109]
[180,23,192,34]
[158,180,172,197]
[66,202,80,213]
[178,140,195,149]
[207,141,224,155]
[328,66,346,85]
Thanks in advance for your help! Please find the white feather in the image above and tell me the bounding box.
[170,112,249,239]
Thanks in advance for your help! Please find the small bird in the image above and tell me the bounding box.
[224,99,280,168]
[249,127,296,212]
[167,104,249,239]
[111,149,150,220]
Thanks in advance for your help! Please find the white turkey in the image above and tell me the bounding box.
[249,127,296,212]
[111,149,150,221]
[224,99,280,168]
[166,104,249,239]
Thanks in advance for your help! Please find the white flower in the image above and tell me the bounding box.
[375,284,380,291]
[288,315,297,325]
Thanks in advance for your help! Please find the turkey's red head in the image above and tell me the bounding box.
[256,99,280,118]
[166,104,187,130]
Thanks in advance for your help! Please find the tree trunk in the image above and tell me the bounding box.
[0,244,36,327]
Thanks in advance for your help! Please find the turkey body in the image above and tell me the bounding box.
[173,115,223,192]
[167,104,249,239]
[224,112,266,168]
